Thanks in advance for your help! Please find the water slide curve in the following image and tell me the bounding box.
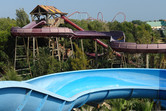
[0,68,166,111]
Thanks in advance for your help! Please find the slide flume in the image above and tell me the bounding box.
[62,16,108,48]
[11,20,166,53]
[0,68,166,111]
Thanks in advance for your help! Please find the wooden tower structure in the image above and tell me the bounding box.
[30,5,67,26]
[14,5,70,76]
[30,5,69,61]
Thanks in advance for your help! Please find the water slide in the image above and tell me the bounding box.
[11,26,123,39]
[61,16,123,57]
[23,20,46,29]
[61,16,108,48]
[11,25,166,53]
[110,41,166,53]
[0,68,166,111]
[61,16,166,53]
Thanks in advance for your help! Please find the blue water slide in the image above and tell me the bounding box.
[0,68,166,111]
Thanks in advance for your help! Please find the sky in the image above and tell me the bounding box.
[0,0,166,22]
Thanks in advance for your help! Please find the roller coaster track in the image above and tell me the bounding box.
[111,12,126,22]
[67,11,91,20]
[97,12,104,22]
[67,11,104,22]
[67,11,126,23]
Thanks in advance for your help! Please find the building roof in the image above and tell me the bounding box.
[146,21,162,27]
[30,5,67,15]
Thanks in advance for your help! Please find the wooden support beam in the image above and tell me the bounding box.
[52,38,55,57]
[62,43,65,61]
[70,38,74,58]
[95,41,98,68]
[146,54,149,68]
[14,36,18,70]
[81,39,84,58]
[56,37,61,61]
[33,37,36,64]
[27,37,30,63]
[36,38,39,57]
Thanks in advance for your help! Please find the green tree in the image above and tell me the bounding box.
[31,47,50,77]
[47,58,61,74]
[0,18,16,50]
[1,65,22,81]
[0,18,16,73]
[134,24,152,44]
[108,99,129,111]
[133,99,154,111]
[16,8,30,27]
[132,20,145,25]
[108,21,136,42]
[88,20,109,31]
[70,43,88,70]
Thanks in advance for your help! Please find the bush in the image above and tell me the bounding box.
[2,66,22,81]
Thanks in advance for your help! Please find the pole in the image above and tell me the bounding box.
[27,37,30,63]
[33,37,36,64]
[36,38,39,57]
[70,38,74,58]
[146,54,149,68]
[52,38,55,57]
[81,39,84,57]
[95,41,98,68]
[56,37,61,61]
[14,36,18,70]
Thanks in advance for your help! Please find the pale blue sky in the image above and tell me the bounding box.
[0,0,166,22]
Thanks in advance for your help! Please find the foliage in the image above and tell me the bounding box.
[107,21,158,43]
[104,98,154,111]
[1,66,22,81]
[31,47,51,77]
[16,8,30,27]
[0,17,16,32]
[47,57,61,74]
[70,43,89,70]
[134,24,152,44]
[0,50,8,70]
[0,18,16,73]
[0,18,16,50]
[108,99,130,111]
[88,20,109,31]
[132,20,145,25]
[133,99,154,111]
[31,47,71,77]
